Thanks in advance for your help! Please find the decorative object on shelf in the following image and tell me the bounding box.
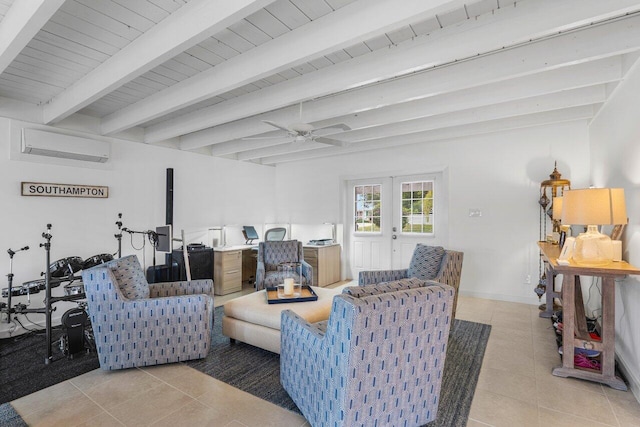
[561,188,627,266]
[537,162,571,301]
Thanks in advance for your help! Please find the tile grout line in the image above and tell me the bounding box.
[67,379,127,427]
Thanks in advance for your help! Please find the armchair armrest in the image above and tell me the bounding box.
[149,279,213,298]
[358,269,408,285]
[256,260,265,290]
[299,260,313,287]
[280,310,325,376]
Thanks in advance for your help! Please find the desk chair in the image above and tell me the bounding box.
[265,227,286,241]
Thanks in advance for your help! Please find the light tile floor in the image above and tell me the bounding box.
[10,290,640,426]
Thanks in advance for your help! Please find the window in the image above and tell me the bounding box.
[401,180,434,234]
[354,184,381,232]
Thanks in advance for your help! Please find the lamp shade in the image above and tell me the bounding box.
[552,197,563,221]
[561,188,627,226]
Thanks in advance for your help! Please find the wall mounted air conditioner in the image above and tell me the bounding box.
[21,128,110,163]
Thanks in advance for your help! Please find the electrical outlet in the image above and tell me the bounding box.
[525,274,531,284]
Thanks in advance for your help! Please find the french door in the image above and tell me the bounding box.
[346,173,445,280]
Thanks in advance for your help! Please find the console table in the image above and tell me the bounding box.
[538,242,639,390]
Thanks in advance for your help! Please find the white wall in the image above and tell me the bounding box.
[589,59,640,399]
[274,121,592,304]
[0,118,276,337]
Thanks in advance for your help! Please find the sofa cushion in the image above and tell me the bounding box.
[407,244,445,280]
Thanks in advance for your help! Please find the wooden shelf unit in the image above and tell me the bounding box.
[538,242,640,390]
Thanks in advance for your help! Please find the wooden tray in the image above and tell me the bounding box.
[266,285,318,304]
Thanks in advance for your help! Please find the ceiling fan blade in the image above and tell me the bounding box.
[262,120,292,133]
[314,123,351,132]
[314,136,348,147]
[241,135,290,140]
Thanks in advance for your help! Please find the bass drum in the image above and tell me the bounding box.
[49,257,84,278]
[82,253,114,270]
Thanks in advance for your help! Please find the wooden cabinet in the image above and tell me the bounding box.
[242,248,257,283]
[303,244,341,287]
[214,250,242,295]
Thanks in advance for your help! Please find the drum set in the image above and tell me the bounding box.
[1,253,113,300]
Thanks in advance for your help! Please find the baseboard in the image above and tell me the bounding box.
[0,310,66,339]
[615,348,640,403]
[459,290,540,306]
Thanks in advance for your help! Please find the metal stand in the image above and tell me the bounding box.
[115,213,123,258]
[2,245,29,323]
[41,224,53,364]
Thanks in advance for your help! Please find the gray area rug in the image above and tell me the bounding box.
[187,306,492,427]
[0,403,27,426]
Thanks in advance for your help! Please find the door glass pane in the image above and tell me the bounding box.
[354,184,381,232]
[401,180,434,234]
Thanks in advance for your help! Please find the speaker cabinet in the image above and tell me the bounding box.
[169,247,214,281]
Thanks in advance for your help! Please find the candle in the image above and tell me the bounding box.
[284,278,294,295]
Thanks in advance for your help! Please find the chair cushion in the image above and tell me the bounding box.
[407,244,445,280]
[108,255,150,299]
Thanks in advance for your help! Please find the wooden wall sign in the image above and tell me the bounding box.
[21,182,109,198]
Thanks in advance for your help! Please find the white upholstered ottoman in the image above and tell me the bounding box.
[222,285,345,353]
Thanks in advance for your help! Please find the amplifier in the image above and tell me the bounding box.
[169,247,214,281]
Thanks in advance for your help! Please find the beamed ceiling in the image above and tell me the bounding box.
[1,0,640,165]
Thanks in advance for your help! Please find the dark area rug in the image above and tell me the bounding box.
[0,326,99,405]
[187,306,492,427]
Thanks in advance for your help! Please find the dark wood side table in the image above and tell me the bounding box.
[538,242,640,390]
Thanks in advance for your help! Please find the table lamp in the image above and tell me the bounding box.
[561,188,627,266]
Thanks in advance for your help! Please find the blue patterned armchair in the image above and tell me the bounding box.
[281,278,455,426]
[255,240,312,290]
[359,244,463,318]
[81,255,214,370]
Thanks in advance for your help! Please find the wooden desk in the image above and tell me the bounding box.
[538,242,640,390]
[303,244,341,287]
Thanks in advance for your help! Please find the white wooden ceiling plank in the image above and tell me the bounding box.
[252,79,273,89]
[245,8,290,38]
[228,19,272,46]
[52,10,131,49]
[11,54,87,81]
[62,0,142,41]
[214,28,256,53]
[41,20,120,55]
[148,0,186,14]
[185,45,225,66]
[129,75,170,92]
[74,0,155,32]
[173,52,211,73]
[120,80,158,97]
[152,64,190,82]
[139,70,176,86]
[289,0,333,20]
[0,71,63,96]
[291,62,317,75]
[277,68,301,80]
[106,0,470,136]
[263,73,287,85]
[108,89,144,104]
[27,38,101,68]
[0,0,65,74]
[363,34,391,51]
[199,37,242,60]
[465,0,499,18]
[324,50,351,64]
[324,0,356,10]
[0,85,45,105]
[6,62,76,87]
[259,107,594,165]
[20,45,94,73]
[436,7,469,27]
[160,58,200,78]
[265,0,310,30]
[307,56,333,70]
[410,17,441,36]
[174,0,640,148]
[343,42,371,58]
[112,0,169,24]
[35,31,110,63]
[42,0,275,124]
[386,26,416,45]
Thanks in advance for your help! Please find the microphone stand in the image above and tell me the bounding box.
[40,224,54,365]
[3,245,29,323]
[114,213,123,258]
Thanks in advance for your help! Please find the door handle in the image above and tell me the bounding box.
[392,235,397,239]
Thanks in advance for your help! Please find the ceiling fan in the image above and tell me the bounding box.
[245,103,351,146]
